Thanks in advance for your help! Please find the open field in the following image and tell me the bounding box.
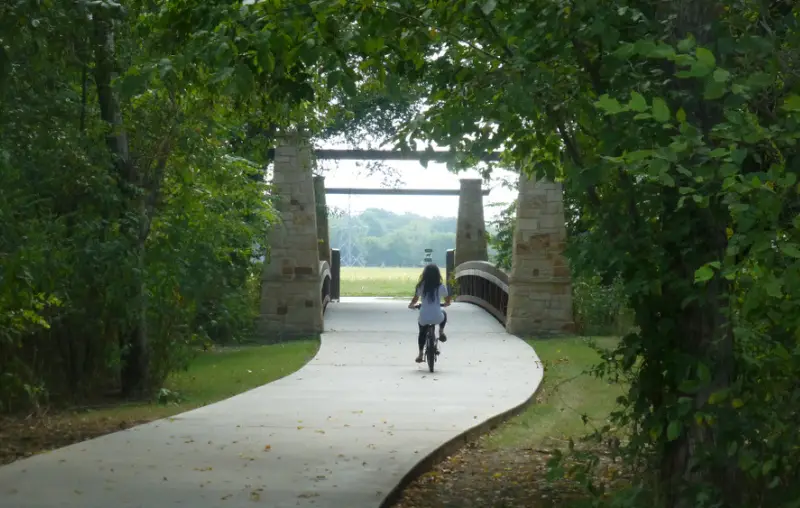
[0,340,319,465]
[394,336,628,507]
[340,266,421,297]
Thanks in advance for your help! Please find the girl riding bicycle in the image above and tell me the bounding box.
[408,263,451,363]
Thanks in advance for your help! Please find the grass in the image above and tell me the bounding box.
[0,340,319,465]
[485,335,624,450]
[89,340,320,423]
[340,266,420,297]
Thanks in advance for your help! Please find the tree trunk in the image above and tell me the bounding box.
[656,0,736,505]
[92,13,149,398]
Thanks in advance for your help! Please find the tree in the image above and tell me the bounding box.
[0,0,400,406]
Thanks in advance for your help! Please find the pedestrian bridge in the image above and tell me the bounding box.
[260,138,575,340]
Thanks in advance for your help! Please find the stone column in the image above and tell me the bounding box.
[455,178,488,266]
[259,135,323,341]
[313,175,331,266]
[506,173,575,336]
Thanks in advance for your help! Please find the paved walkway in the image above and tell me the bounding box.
[0,298,542,508]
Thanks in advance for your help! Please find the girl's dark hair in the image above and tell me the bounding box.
[416,264,443,303]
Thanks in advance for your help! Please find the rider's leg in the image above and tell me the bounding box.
[415,324,425,362]
[439,311,448,342]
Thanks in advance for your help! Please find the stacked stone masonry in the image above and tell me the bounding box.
[455,178,489,266]
[505,174,575,335]
[259,137,324,340]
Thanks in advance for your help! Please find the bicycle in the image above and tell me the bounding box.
[413,303,444,373]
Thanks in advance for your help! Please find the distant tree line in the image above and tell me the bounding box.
[329,208,499,267]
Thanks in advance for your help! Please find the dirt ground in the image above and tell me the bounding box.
[392,425,629,508]
[0,412,151,466]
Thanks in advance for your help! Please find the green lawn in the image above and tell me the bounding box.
[340,266,421,297]
[67,340,320,424]
[485,336,624,450]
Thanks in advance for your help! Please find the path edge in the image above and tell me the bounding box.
[378,341,544,508]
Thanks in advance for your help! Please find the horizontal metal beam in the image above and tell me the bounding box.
[325,187,491,196]
[267,148,501,163]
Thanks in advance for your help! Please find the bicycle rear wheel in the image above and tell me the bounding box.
[426,326,436,373]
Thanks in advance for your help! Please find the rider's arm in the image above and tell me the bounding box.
[408,295,419,309]
[443,295,452,307]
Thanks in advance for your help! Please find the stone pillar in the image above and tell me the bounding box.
[506,173,575,336]
[455,178,488,266]
[313,175,331,266]
[259,135,323,340]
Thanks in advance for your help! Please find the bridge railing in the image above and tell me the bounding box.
[330,249,341,301]
[452,260,509,325]
[319,260,332,312]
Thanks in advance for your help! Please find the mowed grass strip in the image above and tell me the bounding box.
[485,336,624,450]
[340,266,421,297]
[0,340,319,465]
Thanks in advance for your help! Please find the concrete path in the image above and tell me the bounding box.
[0,298,543,508]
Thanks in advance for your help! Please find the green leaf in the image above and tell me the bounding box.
[659,172,676,187]
[119,72,151,97]
[704,79,726,100]
[712,68,730,82]
[779,243,800,259]
[694,265,714,283]
[481,0,497,14]
[765,279,783,298]
[708,389,729,404]
[628,91,648,112]
[649,157,669,174]
[210,66,235,84]
[731,398,744,409]
[677,37,695,52]
[695,47,716,68]
[613,43,636,60]
[688,62,713,78]
[651,97,670,123]
[341,75,357,97]
[649,44,676,59]
[676,108,687,123]
[667,421,681,441]
[782,95,800,112]
[747,72,773,89]
[596,94,623,114]
[233,63,254,95]
[697,362,711,383]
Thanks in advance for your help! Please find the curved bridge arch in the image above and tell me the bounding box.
[452,261,509,325]
[319,260,332,312]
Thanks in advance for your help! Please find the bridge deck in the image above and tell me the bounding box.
[0,298,542,508]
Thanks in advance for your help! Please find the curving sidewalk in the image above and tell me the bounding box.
[0,298,543,508]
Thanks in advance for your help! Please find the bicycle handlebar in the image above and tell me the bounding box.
[411,303,448,310]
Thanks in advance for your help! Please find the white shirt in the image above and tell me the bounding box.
[416,283,448,325]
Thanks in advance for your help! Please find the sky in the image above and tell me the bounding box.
[314,143,518,221]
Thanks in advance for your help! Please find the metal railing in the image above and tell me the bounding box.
[319,260,332,312]
[453,260,509,325]
[330,249,341,301]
